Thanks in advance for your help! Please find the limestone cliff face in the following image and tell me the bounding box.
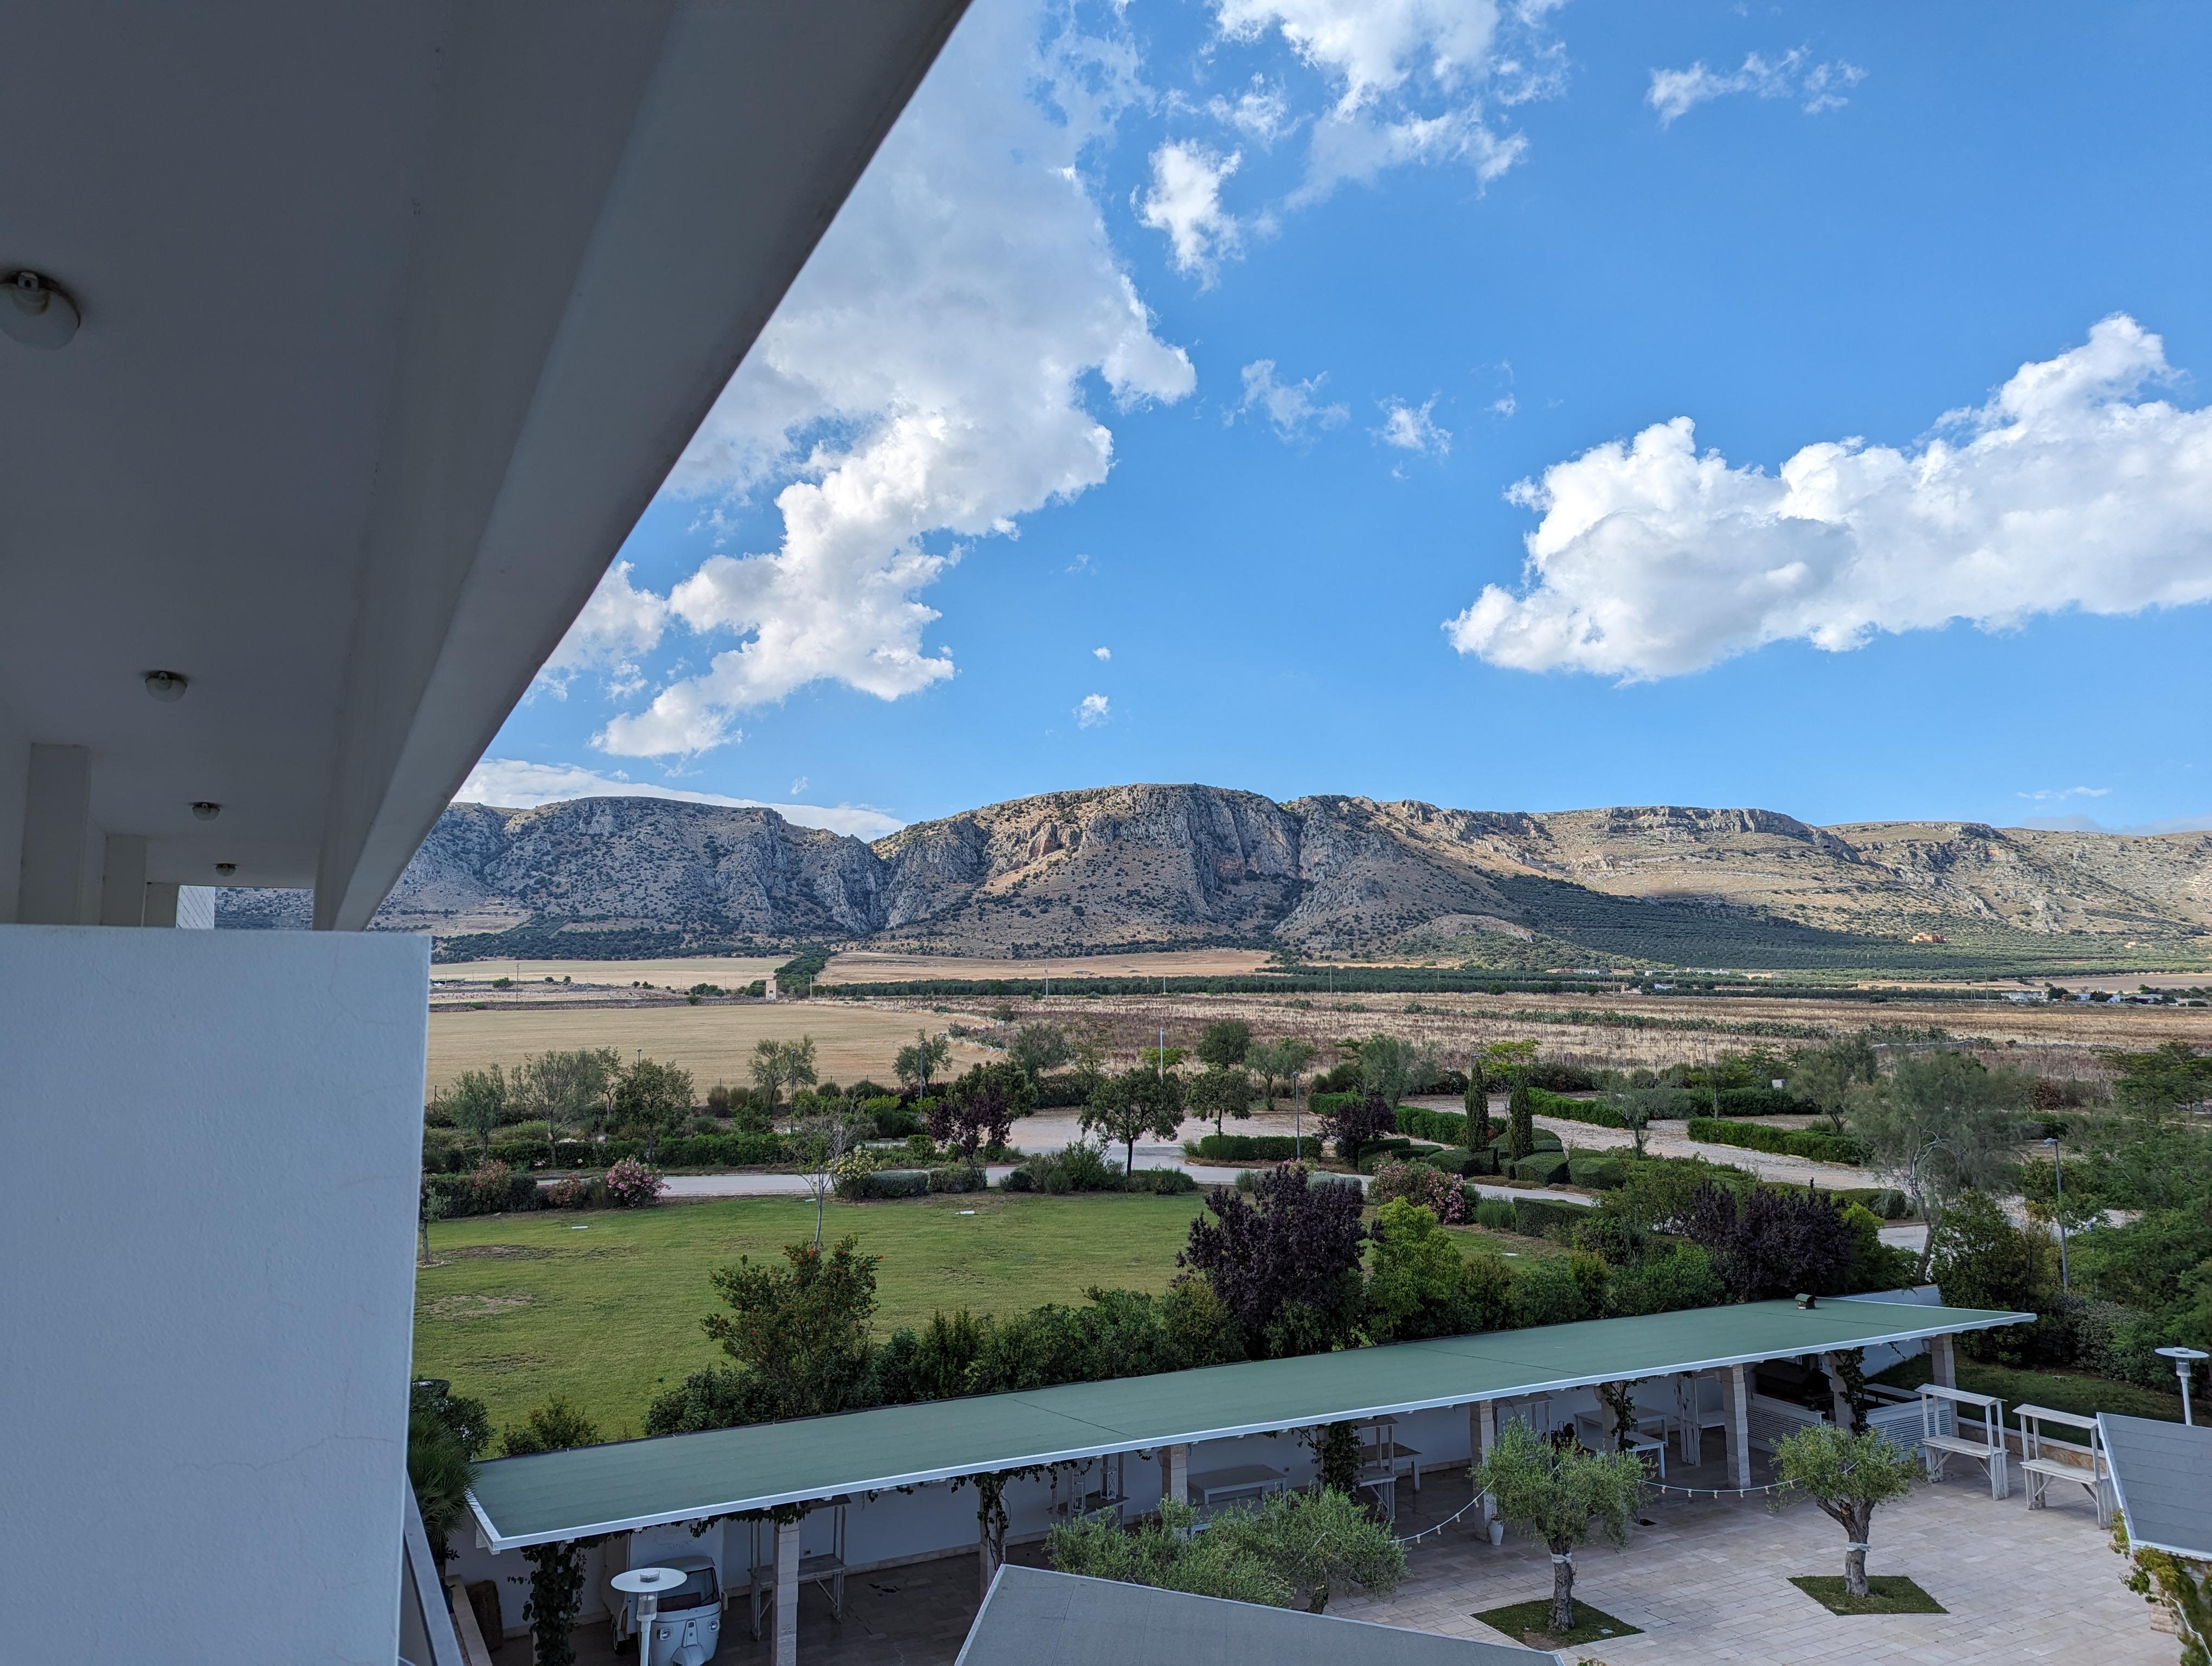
[215,785,2212,958]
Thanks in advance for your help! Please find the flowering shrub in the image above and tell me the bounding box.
[602,1158,665,1208]
[468,1160,529,1213]
[831,1148,882,1200]
[1370,1161,1468,1223]
[543,1177,591,1209]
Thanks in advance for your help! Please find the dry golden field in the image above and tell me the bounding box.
[425,1001,994,1095]
[433,954,786,986]
[825,947,1278,982]
[861,984,2212,1082]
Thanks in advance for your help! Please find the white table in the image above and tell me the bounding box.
[610,1567,685,1666]
[1573,1414,1667,1478]
[1359,1440,1424,1492]
[1187,1464,1289,1507]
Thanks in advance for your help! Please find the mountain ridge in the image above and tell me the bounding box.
[216,784,2212,972]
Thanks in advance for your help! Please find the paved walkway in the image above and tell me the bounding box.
[1336,1465,2160,1665]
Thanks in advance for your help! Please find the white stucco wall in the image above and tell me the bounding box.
[0,925,429,1664]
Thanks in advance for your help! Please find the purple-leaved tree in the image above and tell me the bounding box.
[1683,1182,1856,1301]
[1178,1165,1373,1357]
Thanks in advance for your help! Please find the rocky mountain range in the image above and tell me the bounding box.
[217,785,2212,971]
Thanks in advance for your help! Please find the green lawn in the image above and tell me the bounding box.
[1872,1355,2185,1426]
[1789,1575,1946,1616]
[414,1192,1208,1440]
[1472,1597,1642,1649]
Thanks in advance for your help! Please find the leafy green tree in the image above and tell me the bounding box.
[1772,1425,1917,1598]
[407,1409,478,1571]
[445,1065,509,1157]
[1188,1065,1256,1134]
[1047,1491,1403,1614]
[1197,1017,1253,1070]
[1364,1198,1472,1342]
[1506,1079,1535,1163]
[2110,1041,2212,1121]
[1245,1036,1313,1111]
[518,1047,620,1150]
[895,1029,952,1094]
[1465,1071,1493,1145]
[1139,1042,1188,1074]
[499,1393,601,1457]
[749,1038,787,1114]
[700,1236,882,1421]
[1474,1418,1646,1636]
[792,1114,868,1246]
[1008,1022,1070,1081]
[780,1035,820,1105]
[1479,1039,1537,1093]
[1789,1035,1879,1135]
[1080,1066,1186,1176]
[611,1058,693,1158]
[1853,1050,2028,1277]
[1358,1033,1433,1107]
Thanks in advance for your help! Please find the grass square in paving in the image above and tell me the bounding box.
[1472,1597,1644,1649]
[1787,1574,1946,1615]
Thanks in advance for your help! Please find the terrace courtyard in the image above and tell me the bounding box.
[522,1456,2164,1665]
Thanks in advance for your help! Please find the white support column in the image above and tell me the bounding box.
[143,882,181,928]
[1473,1400,1498,1532]
[100,835,149,926]
[1928,1334,1957,1390]
[1818,1352,1854,1428]
[17,744,95,924]
[1721,1363,1752,1489]
[774,1518,800,1666]
[1160,1444,1189,1510]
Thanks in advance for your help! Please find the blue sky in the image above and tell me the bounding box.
[467,0,2212,840]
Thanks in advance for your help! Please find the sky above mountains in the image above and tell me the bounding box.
[466,0,2212,840]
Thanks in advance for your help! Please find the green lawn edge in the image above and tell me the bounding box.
[1472,1597,1644,1649]
[1789,1575,1946,1616]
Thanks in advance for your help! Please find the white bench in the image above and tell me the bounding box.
[2015,1404,2109,1522]
[1574,1413,1668,1478]
[1920,1385,2008,1498]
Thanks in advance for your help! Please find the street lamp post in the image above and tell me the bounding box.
[2043,1136,2069,1292]
[2157,1346,2209,1426]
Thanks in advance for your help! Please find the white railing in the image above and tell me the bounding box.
[398,1489,468,1666]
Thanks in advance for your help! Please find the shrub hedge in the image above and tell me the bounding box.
[1184,1133,1317,1163]
[1513,1151,1571,1186]
[1524,1087,1625,1128]
[1510,1196,1589,1239]
[1687,1117,1867,1164]
[1396,1106,1469,1144]
[1567,1156,1628,1191]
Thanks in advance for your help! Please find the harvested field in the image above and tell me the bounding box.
[857,984,2212,1081]
[432,954,786,987]
[425,1002,993,1096]
[825,947,1277,982]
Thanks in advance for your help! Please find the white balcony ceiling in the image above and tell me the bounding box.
[0,0,966,926]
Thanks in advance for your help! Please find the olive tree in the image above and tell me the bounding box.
[895,1029,952,1095]
[1080,1067,1185,1177]
[444,1065,509,1158]
[1474,1418,1646,1636]
[1853,1050,2028,1277]
[1771,1425,1917,1598]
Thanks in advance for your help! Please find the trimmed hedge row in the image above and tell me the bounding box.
[1513,1152,1570,1186]
[1687,1117,1867,1165]
[1524,1087,1626,1129]
[1397,1105,1469,1144]
[436,1132,789,1173]
[1512,1196,1590,1238]
[1184,1133,1321,1162]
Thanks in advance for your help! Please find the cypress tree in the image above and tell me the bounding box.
[1506,1079,1535,1163]
[1464,1072,1492,1146]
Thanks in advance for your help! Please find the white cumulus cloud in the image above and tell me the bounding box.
[1233,358,1350,440]
[594,2,1193,759]
[1093,645,1112,660]
[1139,140,1244,283]
[1647,49,1865,126]
[1446,316,2212,681]
[1076,692,1111,727]
[1377,395,1450,455]
[536,561,668,699]
[456,759,904,840]
[1215,0,1554,205]
[2017,786,2111,802]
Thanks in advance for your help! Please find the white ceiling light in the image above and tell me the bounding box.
[2,270,80,349]
[144,670,190,702]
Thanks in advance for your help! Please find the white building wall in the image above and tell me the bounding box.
[0,700,26,922]
[0,925,429,1665]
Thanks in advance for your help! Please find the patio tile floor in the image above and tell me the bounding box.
[512,1454,2168,1664]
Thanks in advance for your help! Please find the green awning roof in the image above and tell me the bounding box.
[468,1297,2027,1548]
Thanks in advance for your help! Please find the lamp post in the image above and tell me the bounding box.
[2157,1346,2209,1426]
[2043,1137,2069,1292]
[611,1566,687,1665]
